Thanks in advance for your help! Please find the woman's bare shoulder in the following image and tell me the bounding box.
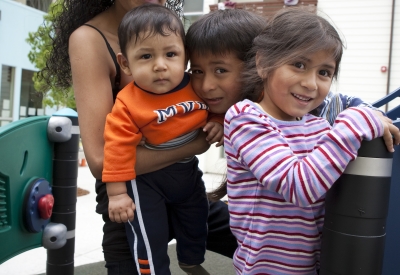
[70,24,103,47]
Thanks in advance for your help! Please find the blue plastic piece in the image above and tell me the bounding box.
[373,92,400,275]
[24,178,52,233]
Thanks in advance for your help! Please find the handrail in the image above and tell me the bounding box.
[372,86,400,108]
[372,87,400,120]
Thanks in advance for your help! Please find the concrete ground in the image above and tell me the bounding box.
[0,165,235,275]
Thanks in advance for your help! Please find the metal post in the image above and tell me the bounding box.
[320,138,393,275]
[46,109,79,275]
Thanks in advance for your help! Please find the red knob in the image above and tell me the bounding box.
[38,194,54,219]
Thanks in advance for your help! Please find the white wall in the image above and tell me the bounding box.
[388,0,400,111]
[0,0,45,71]
[317,0,400,110]
[203,0,218,13]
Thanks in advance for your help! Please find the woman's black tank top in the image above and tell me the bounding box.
[83,24,121,101]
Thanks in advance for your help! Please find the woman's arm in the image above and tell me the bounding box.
[70,26,114,180]
[136,131,210,175]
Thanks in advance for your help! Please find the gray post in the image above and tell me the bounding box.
[46,109,79,275]
[320,138,393,275]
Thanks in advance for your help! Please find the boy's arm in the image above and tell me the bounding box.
[315,91,384,125]
[203,121,224,147]
[204,113,225,147]
[208,113,225,125]
[225,107,384,208]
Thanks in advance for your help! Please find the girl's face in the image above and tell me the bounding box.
[190,52,244,114]
[259,50,336,121]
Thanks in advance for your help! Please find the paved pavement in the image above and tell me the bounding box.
[0,164,234,275]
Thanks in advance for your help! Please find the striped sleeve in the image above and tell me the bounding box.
[225,105,383,207]
[316,91,384,125]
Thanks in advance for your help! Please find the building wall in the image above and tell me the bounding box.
[0,0,43,72]
[317,0,400,111]
[0,0,47,124]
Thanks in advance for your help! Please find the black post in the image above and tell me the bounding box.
[320,138,393,275]
[46,109,79,275]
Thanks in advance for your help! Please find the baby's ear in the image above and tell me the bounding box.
[256,52,267,79]
[117,53,132,76]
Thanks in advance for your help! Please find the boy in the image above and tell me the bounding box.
[102,4,222,275]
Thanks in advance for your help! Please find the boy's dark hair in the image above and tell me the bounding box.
[186,9,267,62]
[243,7,344,102]
[118,3,185,57]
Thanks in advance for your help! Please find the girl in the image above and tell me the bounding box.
[224,8,399,274]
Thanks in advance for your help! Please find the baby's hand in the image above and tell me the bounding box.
[108,193,135,223]
[203,122,224,147]
[374,110,400,152]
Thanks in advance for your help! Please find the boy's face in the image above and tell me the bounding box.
[190,52,243,114]
[118,31,185,94]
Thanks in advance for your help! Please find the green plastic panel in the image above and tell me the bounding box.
[0,116,53,264]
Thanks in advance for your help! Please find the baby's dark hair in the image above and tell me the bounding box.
[242,7,344,102]
[118,3,185,57]
[186,9,267,62]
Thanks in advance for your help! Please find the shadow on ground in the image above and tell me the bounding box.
[37,244,235,275]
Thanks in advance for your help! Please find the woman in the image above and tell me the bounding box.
[39,1,223,273]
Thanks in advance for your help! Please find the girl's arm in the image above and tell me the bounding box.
[225,106,384,208]
[70,27,210,180]
[316,92,397,150]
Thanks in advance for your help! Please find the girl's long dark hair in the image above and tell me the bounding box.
[38,0,184,92]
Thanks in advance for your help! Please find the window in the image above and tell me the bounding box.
[26,0,53,13]
[183,0,204,13]
[0,66,14,126]
[19,69,43,119]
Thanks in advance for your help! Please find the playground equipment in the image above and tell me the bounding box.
[372,88,400,275]
[0,88,399,274]
[320,87,400,274]
[0,108,79,275]
[320,138,393,274]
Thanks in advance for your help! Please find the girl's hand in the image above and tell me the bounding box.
[203,122,224,147]
[108,192,135,223]
[374,110,400,152]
